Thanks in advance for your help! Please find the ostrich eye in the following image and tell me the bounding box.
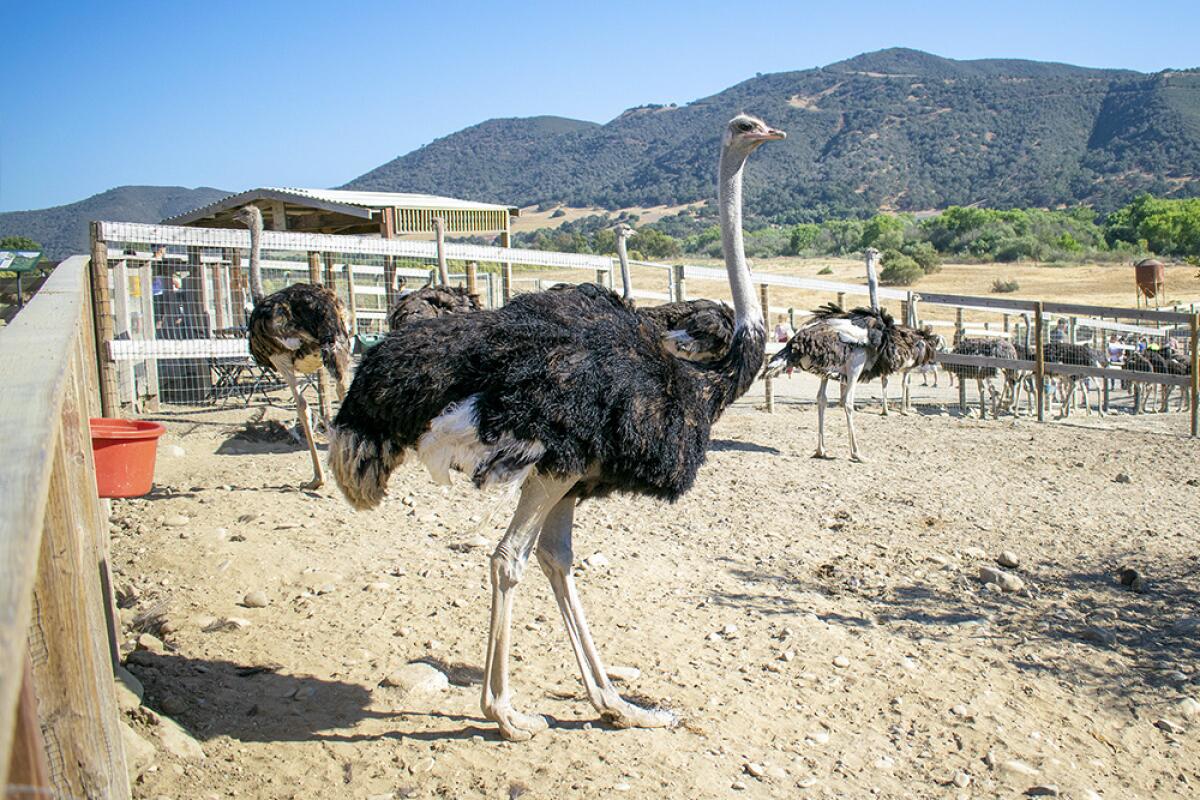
[736,120,754,132]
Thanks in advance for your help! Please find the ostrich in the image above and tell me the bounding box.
[387,283,482,329]
[945,333,1018,419]
[878,326,944,415]
[1005,313,1037,415]
[327,114,784,741]
[235,204,350,489]
[612,222,735,362]
[1043,341,1106,417]
[1146,347,1190,412]
[762,302,898,462]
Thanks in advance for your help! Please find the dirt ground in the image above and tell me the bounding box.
[109,393,1200,800]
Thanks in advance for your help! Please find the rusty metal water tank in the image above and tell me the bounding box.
[1135,258,1165,299]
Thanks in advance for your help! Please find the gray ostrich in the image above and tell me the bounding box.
[328,115,784,741]
[235,205,350,489]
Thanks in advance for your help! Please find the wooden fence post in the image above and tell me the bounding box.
[673,264,687,302]
[956,307,966,412]
[761,284,773,413]
[836,291,845,310]
[1191,313,1199,438]
[1034,301,1046,423]
[228,248,245,327]
[88,225,118,418]
[307,252,331,419]
[343,257,358,336]
[433,217,449,286]
[499,229,513,304]
[465,261,478,298]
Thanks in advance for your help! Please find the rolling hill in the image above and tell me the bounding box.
[0,186,228,260]
[4,48,1199,257]
[345,48,1200,221]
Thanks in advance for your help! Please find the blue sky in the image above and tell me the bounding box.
[2,0,1197,211]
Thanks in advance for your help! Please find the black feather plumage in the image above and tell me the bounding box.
[387,285,483,330]
[331,283,764,508]
[639,299,735,361]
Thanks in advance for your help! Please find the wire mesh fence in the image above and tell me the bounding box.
[91,221,612,416]
[88,222,1198,436]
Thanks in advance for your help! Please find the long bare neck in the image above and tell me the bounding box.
[865,252,879,311]
[247,209,265,303]
[616,231,632,300]
[718,148,762,331]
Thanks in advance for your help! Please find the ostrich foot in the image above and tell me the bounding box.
[811,449,834,460]
[288,424,306,445]
[302,476,324,491]
[485,705,549,742]
[849,452,868,464]
[600,697,677,730]
[880,407,889,417]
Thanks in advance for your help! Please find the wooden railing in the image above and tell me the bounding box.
[0,256,130,799]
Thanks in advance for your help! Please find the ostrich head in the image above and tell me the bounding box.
[232,204,263,228]
[722,114,786,154]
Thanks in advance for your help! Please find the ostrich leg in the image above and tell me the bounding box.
[482,472,576,741]
[537,497,676,730]
[976,378,986,419]
[900,370,911,415]
[880,376,890,417]
[813,377,832,459]
[843,353,867,462]
[270,355,324,489]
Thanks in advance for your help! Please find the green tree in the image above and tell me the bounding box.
[630,228,681,259]
[0,235,41,250]
[787,223,820,254]
[879,250,923,285]
[860,214,906,251]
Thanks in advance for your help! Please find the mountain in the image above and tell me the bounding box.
[0,186,229,259]
[345,48,1200,220]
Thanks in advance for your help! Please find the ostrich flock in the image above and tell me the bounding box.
[229,115,1188,742]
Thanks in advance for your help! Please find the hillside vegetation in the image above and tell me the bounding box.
[346,48,1200,219]
[0,186,228,259]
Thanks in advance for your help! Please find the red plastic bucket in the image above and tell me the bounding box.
[89,418,167,498]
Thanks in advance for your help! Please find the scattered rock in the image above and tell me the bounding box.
[997,550,1020,568]
[962,546,987,560]
[401,495,416,507]
[874,755,895,770]
[164,514,189,527]
[952,772,972,788]
[1025,786,1060,797]
[242,590,269,608]
[381,663,450,695]
[460,534,490,550]
[833,655,850,668]
[1176,697,1200,718]
[999,760,1039,778]
[156,716,205,760]
[160,694,187,716]
[136,633,165,653]
[1170,616,1200,634]
[115,665,144,711]
[720,624,738,637]
[1155,718,1185,734]
[731,780,747,791]
[613,783,630,792]
[584,553,610,569]
[417,513,439,524]
[163,444,186,458]
[606,666,641,683]
[1113,473,1131,484]
[807,730,830,745]
[120,721,156,777]
[1080,626,1114,645]
[950,704,969,717]
[979,567,1024,593]
[744,762,765,778]
[292,684,317,702]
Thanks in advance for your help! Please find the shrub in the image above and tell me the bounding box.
[817,266,833,275]
[991,278,1020,293]
[879,250,923,286]
[900,240,942,274]
[550,208,566,218]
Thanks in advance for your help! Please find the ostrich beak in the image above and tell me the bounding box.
[750,127,787,142]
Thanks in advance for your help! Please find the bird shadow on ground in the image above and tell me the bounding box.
[214,420,315,456]
[125,652,624,745]
[711,551,1200,706]
[708,438,781,454]
[125,652,396,743]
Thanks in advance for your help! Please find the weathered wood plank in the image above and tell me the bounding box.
[0,257,90,782]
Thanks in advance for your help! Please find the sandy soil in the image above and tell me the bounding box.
[111,396,1200,800]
